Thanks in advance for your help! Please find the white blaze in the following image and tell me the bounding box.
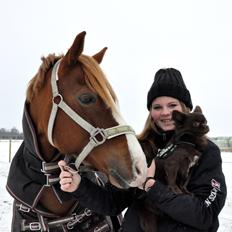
[112,105,147,186]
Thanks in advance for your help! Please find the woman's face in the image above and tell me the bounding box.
[151,96,183,131]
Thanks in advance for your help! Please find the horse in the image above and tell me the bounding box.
[6,31,147,232]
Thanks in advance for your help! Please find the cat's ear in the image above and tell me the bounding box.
[172,110,186,123]
[194,105,202,113]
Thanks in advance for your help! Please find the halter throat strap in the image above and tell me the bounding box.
[47,59,135,169]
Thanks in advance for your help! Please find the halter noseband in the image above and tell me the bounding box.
[47,59,135,170]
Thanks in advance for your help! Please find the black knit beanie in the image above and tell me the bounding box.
[147,68,193,110]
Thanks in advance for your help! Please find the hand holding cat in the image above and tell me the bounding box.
[139,159,156,191]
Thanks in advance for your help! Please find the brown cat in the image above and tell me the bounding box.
[138,106,209,232]
[155,105,209,194]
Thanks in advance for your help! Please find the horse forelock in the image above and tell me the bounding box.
[26,54,63,102]
[79,54,118,110]
[26,53,117,112]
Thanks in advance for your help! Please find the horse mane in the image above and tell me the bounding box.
[26,54,63,102]
[26,54,118,110]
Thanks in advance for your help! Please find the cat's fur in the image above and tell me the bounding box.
[155,105,209,194]
[138,105,209,232]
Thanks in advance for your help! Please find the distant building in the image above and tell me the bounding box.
[210,137,232,152]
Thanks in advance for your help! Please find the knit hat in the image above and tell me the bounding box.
[147,68,193,110]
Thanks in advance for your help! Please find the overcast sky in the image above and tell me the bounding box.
[0,0,231,137]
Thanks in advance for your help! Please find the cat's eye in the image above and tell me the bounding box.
[193,122,200,127]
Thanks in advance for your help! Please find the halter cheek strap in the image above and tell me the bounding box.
[47,59,135,170]
[47,59,98,145]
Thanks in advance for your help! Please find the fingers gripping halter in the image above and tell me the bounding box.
[47,59,135,170]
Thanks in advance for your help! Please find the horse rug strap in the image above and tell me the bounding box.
[17,171,117,232]
[19,204,113,232]
[41,161,61,187]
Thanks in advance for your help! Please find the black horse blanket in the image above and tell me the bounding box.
[6,104,69,210]
[6,103,121,231]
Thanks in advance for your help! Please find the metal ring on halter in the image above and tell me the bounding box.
[63,163,79,174]
[90,128,107,145]
[53,94,63,106]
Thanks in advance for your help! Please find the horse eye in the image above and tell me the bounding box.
[78,93,97,105]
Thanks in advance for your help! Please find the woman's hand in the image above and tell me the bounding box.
[58,160,81,192]
[139,159,156,191]
[147,159,156,177]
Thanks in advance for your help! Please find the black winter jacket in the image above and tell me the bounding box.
[71,140,227,232]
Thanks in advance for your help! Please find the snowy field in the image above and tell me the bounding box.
[0,140,231,232]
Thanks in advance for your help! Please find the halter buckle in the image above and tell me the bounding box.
[90,128,107,146]
[41,162,51,187]
[18,204,30,213]
[53,93,63,106]
[29,222,41,231]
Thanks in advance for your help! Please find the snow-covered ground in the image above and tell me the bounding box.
[0,140,231,231]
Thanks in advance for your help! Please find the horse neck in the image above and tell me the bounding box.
[37,134,57,161]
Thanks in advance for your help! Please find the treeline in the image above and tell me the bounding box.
[0,128,231,152]
[0,128,23,139]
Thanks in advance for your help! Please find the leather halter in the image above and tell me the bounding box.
[47,59,135,170]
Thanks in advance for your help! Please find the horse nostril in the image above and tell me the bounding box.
[136,166,141,175]
[134,162,141,176]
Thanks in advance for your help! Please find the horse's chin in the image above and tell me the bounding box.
[108,170,131,189]
[76,160,138,189]
[108,178,125,189]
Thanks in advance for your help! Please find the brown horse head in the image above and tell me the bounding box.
[26,31,147,189]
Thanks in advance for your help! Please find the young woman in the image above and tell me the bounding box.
[59,68,227,232]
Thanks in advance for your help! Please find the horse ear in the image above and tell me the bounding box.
[92,47,107,64]
[64,31,86,66]
[193,105,202,113]
[172,110,186,123]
